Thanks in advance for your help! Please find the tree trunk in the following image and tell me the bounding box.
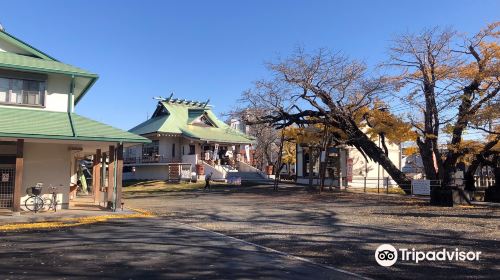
[417,138,438,180]
[308,146,314,189]
[350,129,411,193]
[464,161,480,192]
[273,130,285,191]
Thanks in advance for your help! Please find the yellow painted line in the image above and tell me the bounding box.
[0,208,155,232]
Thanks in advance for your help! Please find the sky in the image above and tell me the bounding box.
[0,0,498,130]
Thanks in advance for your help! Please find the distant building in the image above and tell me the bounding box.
[295,138,402,188]
[124,97,260,181]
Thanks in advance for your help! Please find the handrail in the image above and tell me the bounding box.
[124,155,172,164]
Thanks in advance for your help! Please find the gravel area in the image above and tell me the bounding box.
[125,184,500,279]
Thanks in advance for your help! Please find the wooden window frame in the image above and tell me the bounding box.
[0,76,46,108]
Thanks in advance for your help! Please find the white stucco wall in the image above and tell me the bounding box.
[128,165,169,180]
[19,142,71,210]
[159,136,183,162]
[45,74,70,112]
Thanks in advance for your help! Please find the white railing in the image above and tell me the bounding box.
[124,155,170,164]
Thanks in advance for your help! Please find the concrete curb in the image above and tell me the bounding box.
[0,208,154,232]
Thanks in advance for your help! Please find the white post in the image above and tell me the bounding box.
[339,171,343,189]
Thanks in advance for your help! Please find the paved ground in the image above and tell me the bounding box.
[124,184,500,279]
[0,196,133,226]
[0,218,361,280]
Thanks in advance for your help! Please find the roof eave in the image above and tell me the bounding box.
[0,132,150,143]
[0,63,98,79]
[189,136,253,145]
[74,76,99,105]
[0,30,58,61]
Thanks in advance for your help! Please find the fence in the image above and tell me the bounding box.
[167,163,193,182]
[346,175,496,201]
[0,168,15,208]
[347,177,410,194]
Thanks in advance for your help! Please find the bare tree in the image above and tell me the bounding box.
[240,48,411,191]
[387,23,499,203]
[228,107,281,170]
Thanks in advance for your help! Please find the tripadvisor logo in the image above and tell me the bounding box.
[375,244,398,267]
[375,244,482,267]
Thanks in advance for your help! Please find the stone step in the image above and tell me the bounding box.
[228,172,268,181]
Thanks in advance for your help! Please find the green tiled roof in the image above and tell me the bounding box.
[0,106,149,143]
[130,101,253,144]
[0,51,97,78]
[0,30,98,105]
[0,30,57,61]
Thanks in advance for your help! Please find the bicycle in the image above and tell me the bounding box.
[42,185,58,212]
[24,183,44,213]
[24,183,59,212]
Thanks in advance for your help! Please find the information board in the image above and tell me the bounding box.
[411,179,430,195]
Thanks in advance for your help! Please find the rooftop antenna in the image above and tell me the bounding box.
[202,99,210,108]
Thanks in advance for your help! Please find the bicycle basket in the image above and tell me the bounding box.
[31,186,43,196]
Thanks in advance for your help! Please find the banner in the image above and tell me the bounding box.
[245,145,250,162]
[347,158,353,182]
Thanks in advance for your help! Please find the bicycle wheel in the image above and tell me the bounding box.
[43,197,53,211]
[25,196,44,212]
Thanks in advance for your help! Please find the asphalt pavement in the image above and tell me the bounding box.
[0,217,364,280]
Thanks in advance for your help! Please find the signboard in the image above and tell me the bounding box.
[327,147,339,157]
[347,158,353,182]
[1,173,9,182]
[180,169,191,180]
[214,144,219,160]
[411,179,430,195]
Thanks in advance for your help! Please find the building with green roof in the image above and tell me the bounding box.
[125,97,258,181]
[0,28,149,213]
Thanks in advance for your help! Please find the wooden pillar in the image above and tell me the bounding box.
[115,144,123,209]
[101,152,107,205]
[107,145,115,208]
[93,149,101,204]
[13,139,24,212]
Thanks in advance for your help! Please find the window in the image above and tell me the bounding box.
[0,77,45,106]
[172,144,176,158]
[142,140,159,157]
[200,115,212,126]
[190,112,216,127]
[189,145,196,155]
[0,78,8,103]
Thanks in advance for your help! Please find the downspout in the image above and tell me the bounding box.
[68,75,77,137]
[113,141,121,211]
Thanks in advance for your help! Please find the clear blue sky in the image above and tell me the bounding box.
[1,0,498,130]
